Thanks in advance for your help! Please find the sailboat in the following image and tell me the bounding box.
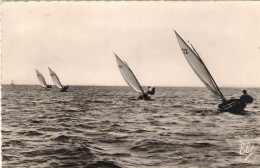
[48,67,68,92]
[11,80,14,86]
[174,30,252,112]
[115,53,152,100]
[36,69,52,88]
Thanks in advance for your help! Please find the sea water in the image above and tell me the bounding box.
[1,85,260,168]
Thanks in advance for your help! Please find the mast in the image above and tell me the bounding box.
[189,43,225,100]
[175,30,225,101]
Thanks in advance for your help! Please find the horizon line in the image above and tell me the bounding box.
[1,84,260,88]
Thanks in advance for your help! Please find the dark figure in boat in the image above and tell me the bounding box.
[146,86,155,95]
[240,90,253,104]
[218,90,253,112]
[47,85,52,88]
[60,85,69,92]
[139,86,156,100]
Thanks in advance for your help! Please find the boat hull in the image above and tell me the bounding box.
[218,99,246,113]
[138,95,151,100]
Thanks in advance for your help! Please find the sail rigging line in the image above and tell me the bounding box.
[189,43,202,61]
[189,43,225,100]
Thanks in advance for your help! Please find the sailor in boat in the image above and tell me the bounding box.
[47,85,52,88]
[146,86,155,95]
[218,90,253,111]
[139,86,156,100]
[61,85,69,92]
[221,90,253,104]
[240,90,253,104]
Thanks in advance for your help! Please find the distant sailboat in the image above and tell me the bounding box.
[174,30,252,112]
[11,80,14,86]
[36,69,52,88]
[114,53,152,100]
[48,67,68,92]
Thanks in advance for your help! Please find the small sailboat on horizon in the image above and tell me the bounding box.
[114,53,155,100]
[36,69,52,88]
[174,30,253,113]
[48,67,69,92]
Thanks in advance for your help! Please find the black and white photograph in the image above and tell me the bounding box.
[1,1,260,167]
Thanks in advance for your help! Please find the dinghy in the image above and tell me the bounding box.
[174,30,252,113]
[114,53,151,100]
[36,69,52,88]
[48,67,68,92]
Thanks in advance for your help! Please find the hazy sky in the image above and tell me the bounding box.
[2,1,260,87]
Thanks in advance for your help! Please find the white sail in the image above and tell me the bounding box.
[36,69,48,87]
[48,67,63,89]
[175,31,225,100]
[115,53,144,94]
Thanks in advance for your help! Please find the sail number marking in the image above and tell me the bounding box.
[182,49,188,54]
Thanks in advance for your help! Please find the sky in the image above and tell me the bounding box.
[2,1,260,87]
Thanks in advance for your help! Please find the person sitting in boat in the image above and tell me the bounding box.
[146,86,155,95]
[47,85,52,88]
[240,90,253,104]
[61,85,69,92]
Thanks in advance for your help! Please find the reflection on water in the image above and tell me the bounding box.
[2,85,260,167]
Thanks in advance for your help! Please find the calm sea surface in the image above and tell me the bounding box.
[1,85,260,168]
